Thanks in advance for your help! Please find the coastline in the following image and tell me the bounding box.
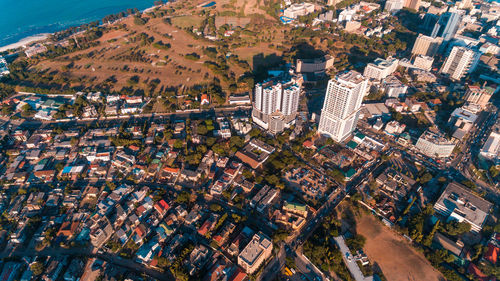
[0,34,50,53]
[0,2,165,54]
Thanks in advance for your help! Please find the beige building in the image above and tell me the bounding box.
[413,55,434,71]
[411,34,443,57]
[238,232,273,274]
[296,55,334,73]
[404,0,421,10]
[464,85,495,109]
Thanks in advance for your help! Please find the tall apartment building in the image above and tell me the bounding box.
[404,0,421,10]
[363,57,399,80]
[237,232,273,274]
[252,75,303,134]
[384,0,404,12]
[464,85,495,109]
[415,130,456,158]
[431,11,461,41]
[411,34,443,57]
[318,71,367,142]
[440,46,479,80]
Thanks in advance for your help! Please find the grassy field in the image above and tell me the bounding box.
[171,15,204,29]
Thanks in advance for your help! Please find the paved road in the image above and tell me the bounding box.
[0,245,174,280]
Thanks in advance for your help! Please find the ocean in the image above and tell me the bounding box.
[0,0,155,47]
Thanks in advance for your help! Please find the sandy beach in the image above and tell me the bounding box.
[0,34,50,53]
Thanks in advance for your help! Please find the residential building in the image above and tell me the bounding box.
[252,75,303,134]
[464,85,495,109]
[440,46,479,81]
[431,11,461,41]
[384,0,404,13]
[411,34,443,57]
[283,2,315,19]
[383,75,407,98]
[319,71,367,142]
[237,232,273,274]
[434,182,493,233]
[404,0,421,10]
[415,130,456,158]
[296,55,334,73]
[0,56,9,77]
[480,131,500,164]
[363,57,399,80]
[413,55,434,71]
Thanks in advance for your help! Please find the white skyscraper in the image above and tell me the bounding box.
[440,46,479,80]
[318,71,368,142]
[252,76,302,134]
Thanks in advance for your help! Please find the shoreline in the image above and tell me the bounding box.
[0,2,166,53]
[0,34,50,53]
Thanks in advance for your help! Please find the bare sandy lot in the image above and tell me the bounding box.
[356,214,444,281]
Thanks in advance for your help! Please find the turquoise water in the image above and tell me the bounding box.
[0,0,155,47]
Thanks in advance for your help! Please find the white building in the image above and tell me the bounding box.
[384,120,406,136]
[283,2,315,19]
[237,232,273,274]
[382,75,407,98]
[413,55,434,71]
[318,71,367,142]
[384,0,404,13]
[440,46,479,80]
[363,57,399,80]
[252,76,302,134]
[434,182,492,233]
[0,56,9,77]
[415,130,456,158]
[480,131,500,164]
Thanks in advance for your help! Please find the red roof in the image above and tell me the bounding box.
[198,220,212,236]
[229,268,247,281]
[163,167,179,174]
[485,244,499,264]
[129,145,140,151]
[303,140,313,148]
[468,264,495,281]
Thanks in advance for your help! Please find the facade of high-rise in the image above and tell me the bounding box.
[384,0,404,13]
[252,75,302,134]
[363,57,399,81]
[411,34,443,57]
[404,0,421,10]
[415,130,456,158]
[440,46,479,80]
[318,71,368,142]
[431,12,461,41]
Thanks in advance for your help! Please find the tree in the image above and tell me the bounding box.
[419,172,433,184]
[197,124,208,135]
[173,139,183,149]
[31,262,45,276]
[209,203,222,212]
[346,234,366,251]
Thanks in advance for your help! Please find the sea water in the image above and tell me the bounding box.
[0,0,155,47]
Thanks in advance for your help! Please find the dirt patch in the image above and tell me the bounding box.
[99,30,128,42]
[356,214,444,281]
